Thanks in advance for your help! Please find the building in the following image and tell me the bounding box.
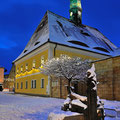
[13,0,120,97]
[3,65,15,92]
[0,67,4,91]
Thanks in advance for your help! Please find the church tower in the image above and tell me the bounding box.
[69,0,82,25]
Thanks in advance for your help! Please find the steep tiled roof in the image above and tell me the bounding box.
[14,11,118,62]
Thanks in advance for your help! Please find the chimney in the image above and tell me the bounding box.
[69,0,82,25]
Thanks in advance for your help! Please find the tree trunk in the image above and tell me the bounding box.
[67,79,71,94]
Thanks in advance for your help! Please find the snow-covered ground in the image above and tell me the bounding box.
[0,92,120,120]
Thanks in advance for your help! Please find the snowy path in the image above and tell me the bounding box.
[0,92,120,120]
[0,92,78,120]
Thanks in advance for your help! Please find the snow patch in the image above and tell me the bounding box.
[71,92,87,101]
[71,99,87,109]
[48,113,66,120]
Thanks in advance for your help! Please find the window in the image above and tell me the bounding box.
[41,56,44,66]
[52,80,58,87]
[24,50,28,53]
[31,80,36,89]
[93,47,109,53]
[26,63,28,70]
[80,30,90,36]
[68,40,89,47]
[70,12,73,16]
[21,66,23,72]
[33,60,36,68]
[21,82,23,89]
[17,83,19,89]
[78,11,81,16]
[34,41,40,46]
[41,79,44,88]
[17,68,19,74]
[25,81,28,89]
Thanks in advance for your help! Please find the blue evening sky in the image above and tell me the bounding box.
[0,0,120,74]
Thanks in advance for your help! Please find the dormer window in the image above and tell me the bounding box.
[80,30,90,36]
[68,40,89,47]
[93,47,109,53]
[34,41,40,46]
[24,50,27,53]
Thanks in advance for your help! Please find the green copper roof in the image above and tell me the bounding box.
[70,0,82,9]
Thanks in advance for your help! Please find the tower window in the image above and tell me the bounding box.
[78,11,81,16]
[70,12,73,16]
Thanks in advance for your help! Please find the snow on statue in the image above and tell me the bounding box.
[62,64,105,120]
[87,64,97,91]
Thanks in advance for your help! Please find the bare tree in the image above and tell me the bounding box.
[40,55,90,94]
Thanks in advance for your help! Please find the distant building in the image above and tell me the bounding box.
[13,0,120,98]
[0,67,4,91]
[3,65,15,92]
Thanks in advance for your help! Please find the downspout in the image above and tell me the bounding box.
[53,44,63,98]
[112,58,115,100]
[54,43,57,57]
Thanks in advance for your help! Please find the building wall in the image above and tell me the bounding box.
[95,56,120,101]
[15,47,49,96]
[50,43,110,98]
[0,67,4,84]
[14,42,111,97]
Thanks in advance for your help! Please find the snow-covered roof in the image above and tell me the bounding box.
[14,11,118,62]
[113,48,120,56]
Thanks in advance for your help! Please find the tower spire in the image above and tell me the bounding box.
[69,0,82,25]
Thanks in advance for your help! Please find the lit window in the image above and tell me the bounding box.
[78,11,81,16]
[31,80,36,89]
[33,60,36,68]
[70,12,73,16]
[41,56,44,66]
[21,66,23,72]
[21,82,23,89]
[17,68,19,74]
[25,81,28,89]
[26,63,28,70]
[41,79,44,88]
